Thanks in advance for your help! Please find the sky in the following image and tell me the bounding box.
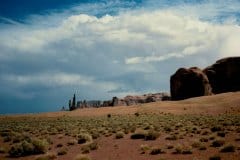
[0,0,240,114]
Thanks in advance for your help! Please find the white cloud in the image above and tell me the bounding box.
[2,9,240,61]
[1,0,240,110]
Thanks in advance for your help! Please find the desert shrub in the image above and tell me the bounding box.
[3,136,11,142]
[35,153,57,160]
[209,136,215,140]
[140,144,150,154]
[164,126,172,132]
[57,148,68,155]
[145,130,160,140]
[211,126,222,132]
[32,138,49,154]
[166,144,174,149]
[217,132,225,137]
[46,137,53,144]
[12,133,23,143]
[134,112,140,117]
[8,143,24,157]
[67,139,78,145]
[91,132,100,139]
[182,146,193,154]
[0,130,12,137]
[211,139,225,147]
[81,142,98,153]
[191,141,201,148]
[200,137,208,142]
[165,134,178,140]
[74,154,92,160]
[199,144,207,150]
[78,133,92,144]
[0,147,6,153]
[209,155,221,160]
[220,144,235,152]
[8,137,49,157]
[150,147,165,155]
[131,130,146,139]
[115,131,124,139]
[173,144,182,154]
[22,141,34,154]
[56,143,63,148]
[201,130,210,135]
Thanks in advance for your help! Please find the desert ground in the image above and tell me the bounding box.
[0,92,240,160]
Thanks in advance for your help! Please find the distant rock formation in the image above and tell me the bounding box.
[111,92,170,106]
[69,92,170,109]
[170,67,212,100]
[204,57,240,94]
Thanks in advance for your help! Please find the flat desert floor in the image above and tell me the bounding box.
[0,92,240,160]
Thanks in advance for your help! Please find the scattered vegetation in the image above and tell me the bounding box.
[150,147,165,155]
[74,154,92,160]
[131,130,146,139]
[220,144,235,152]
[211,139,225,147]
[35,153,57,160]
[81,142,98,153]
[0,113,239,159]
[8,138,49,157]
[209,155,221,160]
[115,131,125,139]
[57,148,68,155]
[78,133,92,144]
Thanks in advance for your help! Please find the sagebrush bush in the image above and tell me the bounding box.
[74,154,92,160]
[211,139,225,147]
[165,134,178,140]
[173,144,182,154]
[140,144,150,154]
[8,138,49,157]
[145,130,160,140]
[57,148,68,155]
[0,147,6,153]
[78,133,92,144]
[32,138,49,154]
[182,146,192,154]
[81,142,98,153]
[35,153,57,160]
[150,147,165,155]
[131,130,146,139]
[115,131,124,139]
[220,144,235,152]
[67,139,78,145]
[209,155,221,160]
[217,132,225,137]
[211,126,222,132]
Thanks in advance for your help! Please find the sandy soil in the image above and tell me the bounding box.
[0,91,240,160]
[5,91,240,118]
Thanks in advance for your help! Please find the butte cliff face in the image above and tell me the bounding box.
[170,67,212,100]
[204,57,240,94]
[111,92,171,106]
[170,57,240,100]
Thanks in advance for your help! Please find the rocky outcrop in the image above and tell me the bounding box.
[204,57,240,94]
[170,57,240,100]
[170,67,212,100]
[111,92,170,106]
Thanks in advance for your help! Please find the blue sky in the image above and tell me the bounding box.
[0,0,240,114]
